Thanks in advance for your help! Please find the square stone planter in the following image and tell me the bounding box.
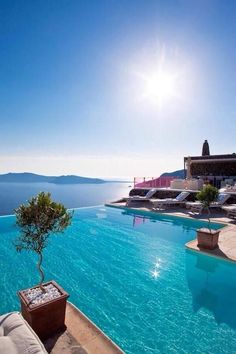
[18,280,69,340]
[197,228,220,250]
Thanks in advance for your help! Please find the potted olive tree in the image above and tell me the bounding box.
[196,185,220,250]
[14,192,72,339]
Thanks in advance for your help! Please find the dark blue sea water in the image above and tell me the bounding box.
[0,182,131,215]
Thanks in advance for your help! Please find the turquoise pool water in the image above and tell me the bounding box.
[0,206,235,353]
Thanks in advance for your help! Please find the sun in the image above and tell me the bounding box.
[131,46,187,109]
[142,69,177,106]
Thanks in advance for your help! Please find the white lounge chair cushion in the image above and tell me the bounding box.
[127,189,157,204]
[175,191,190,202]
[145,188,157,198]
[157,192,190,203]
[152,192,190,208]
[217,193,230,203]
[0,312,47,354]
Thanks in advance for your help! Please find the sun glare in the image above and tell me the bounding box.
[141,69,178,106]
[131,47,186,108]
[145,71,175,100]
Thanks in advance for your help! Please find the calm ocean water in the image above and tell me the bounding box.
[0,182,131,215]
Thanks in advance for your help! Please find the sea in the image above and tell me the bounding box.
[0,182,132,216]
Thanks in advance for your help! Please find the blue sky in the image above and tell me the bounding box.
[0,0,236,177]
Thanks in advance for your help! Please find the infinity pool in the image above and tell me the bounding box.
[0,206,235,353]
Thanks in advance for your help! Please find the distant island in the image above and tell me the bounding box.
[0,173,106,184]
[161,169,185,178]
[0,171,184,185]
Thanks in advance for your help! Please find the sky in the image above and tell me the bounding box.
[0,0,236,178]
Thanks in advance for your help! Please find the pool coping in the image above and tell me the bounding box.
[0,204,105,218]
[64,301,124,354]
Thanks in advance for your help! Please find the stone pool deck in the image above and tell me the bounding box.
[106,202,236,263]
[186,224,236,262]
[44,302,124,354]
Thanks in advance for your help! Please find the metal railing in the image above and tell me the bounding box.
[133,176,176,188]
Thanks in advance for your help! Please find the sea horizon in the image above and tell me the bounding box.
[0,181,132,216]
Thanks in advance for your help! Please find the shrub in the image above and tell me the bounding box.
[14,192,72,289]
[196,185,219,230]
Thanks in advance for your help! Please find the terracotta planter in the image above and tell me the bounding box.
[197,228,220,250]
[18,280,69,340]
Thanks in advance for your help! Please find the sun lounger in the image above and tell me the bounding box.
[225,208,236,219]
[126,188,158,206]
[222,204,236,219]
[151,191,190,209]
[186,193,230,214]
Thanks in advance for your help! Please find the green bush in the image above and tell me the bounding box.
[196,185,219,230]
[196,184,219,208]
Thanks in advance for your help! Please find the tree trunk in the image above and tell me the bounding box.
[37,252,45,291]
[207,206,211,233]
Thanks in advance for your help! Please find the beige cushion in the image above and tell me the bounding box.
[0,312,47,354]
[0,337,18,354]
[0,325,4,336]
